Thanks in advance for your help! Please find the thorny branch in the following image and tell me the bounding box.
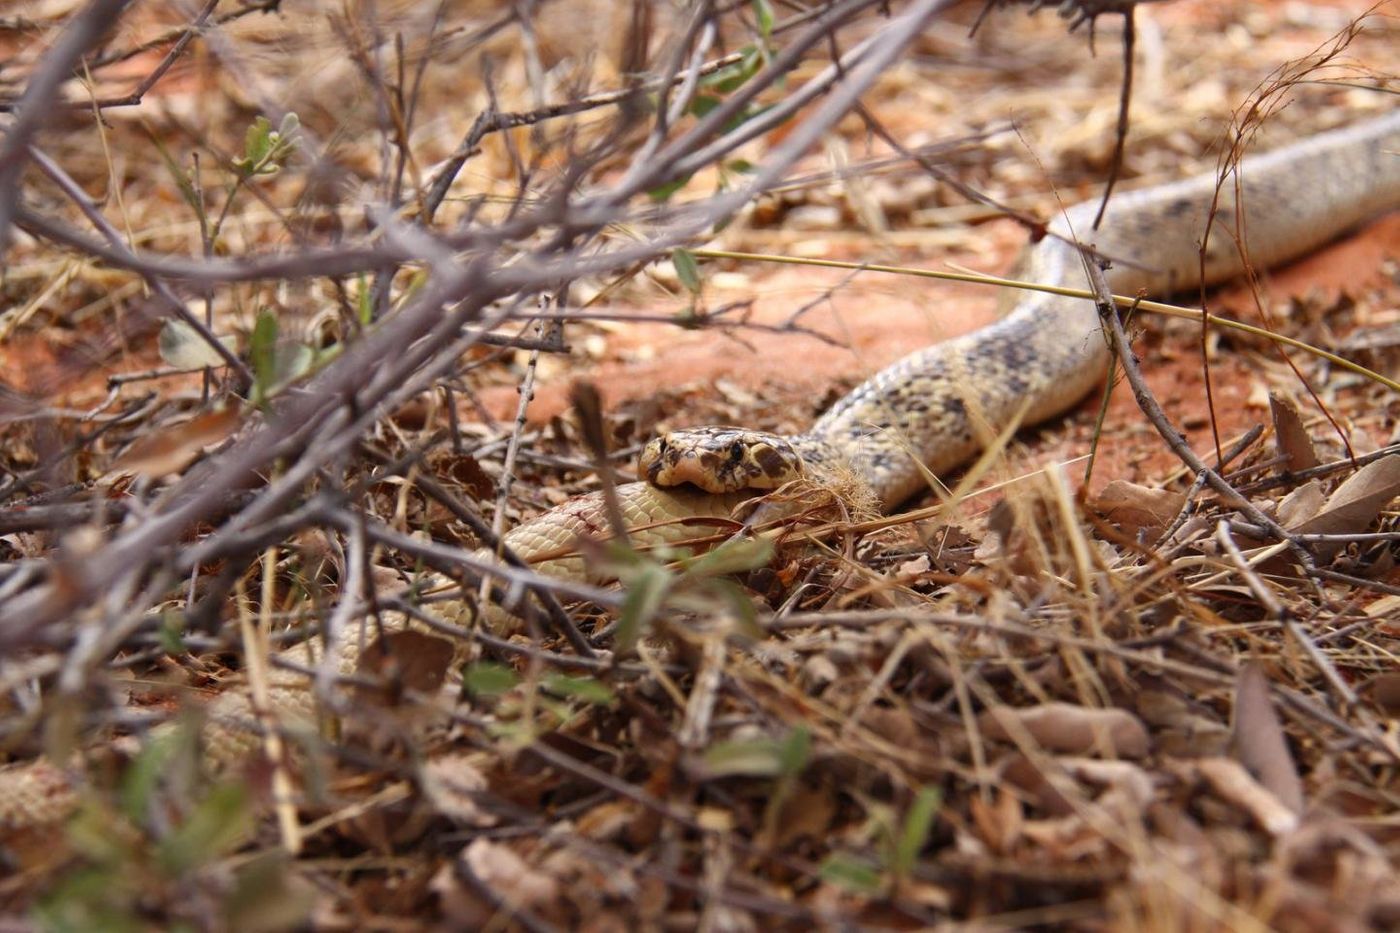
[0,0,951,646]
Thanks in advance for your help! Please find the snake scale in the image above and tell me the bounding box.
[3,111,1399,846]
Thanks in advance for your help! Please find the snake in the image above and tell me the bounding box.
[3,111,1399,850]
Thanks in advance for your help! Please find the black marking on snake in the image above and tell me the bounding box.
[1164,197,1194,218]
[756,446,788,478]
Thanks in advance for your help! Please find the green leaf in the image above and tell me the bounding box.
[687,93,723,118]
[233,113,300,178]
[672,248,702,295]
[278,111,301,141]
[697,727,809,780]
[235,116,274,176]
[63,801,135,866]
[463,662,520,698]
[34,864,143,933]
[615,563,672,652]
[702,45,764,94]
[752,0,774,39]
[145,129,204,220]
[356,274,374,325]
[701,729,809,779]
[679,536,772,578]
[776,726,811,779]
[119,729,180,824]
[271,340,314,386]
[819,853,884,895]
[249,308,280,401]
[647,174,693,202]
[543,674,616,706]
[892,786,941,878]
[225,852,315,932]
[158,610,188,655]
[157,782,251,874]
[721,101,779,136]
[707,578,766,641]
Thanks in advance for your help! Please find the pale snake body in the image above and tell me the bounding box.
[3,111,1399,843]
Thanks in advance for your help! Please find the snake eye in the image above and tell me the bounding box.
[728,440,744,461]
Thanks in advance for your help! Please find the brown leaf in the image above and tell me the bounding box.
[1269,392,1319,472]
[575,799,638,842]
[1230,663,1304,815]
[771,782,839,849]
[1089,480,1187,537]
[439,452,495,501]
[1195,757,1299,837]
[109,406,243,479]
[1136,679,1230,758]
[1001,753,1073,815]
[465,838,558,904]
[1284,455,1400,555]
[432,840,560,928]
[1276,480,1325,529]
[1366,672,1400,714]
[1370,595,1400,636]
[356,630,455,701]
[969,787,1023,855]
[420,753,496,827]
[978,702,1151,759]
[1059,758,1155,810]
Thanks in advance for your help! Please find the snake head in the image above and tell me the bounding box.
[639,427,806,493]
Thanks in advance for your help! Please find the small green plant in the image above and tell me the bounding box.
[702,725,812,846]
[462,660,619,746]
[818,786,943,896]
[601,533,772,653]
[246,308,315,406]
[34,722,311,931]
[232,114,300,180]
[647,1,782,203]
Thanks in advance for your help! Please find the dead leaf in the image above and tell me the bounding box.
[771,782,839,849]
[918,523,977,574]
[109,407,243,479]
[435,451,495,501]
[969,787,1023,855]
[1090,480,1187,537]
[420,753,496,827]
[1059,758,1155,810]
[1136,678,1230,758]
[356,630,455,702]
[465,838,558,903]
[1269,393,1319,472]
[1230,663,1304,815]
[896,554,931,577]
[1369,595,1400,636]
[978,703,1150,759]
[1366,672,1400,714]
[1285,455,1400,558]
[431,839,560,928]
[1276,480,1325,528]
[158,318,238,369]
[575,799,638,842]
[1195,757,1299,837]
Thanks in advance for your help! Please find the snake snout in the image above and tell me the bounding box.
[638,427,807,493]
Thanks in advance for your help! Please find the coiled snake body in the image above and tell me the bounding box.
[4,112,1400,843]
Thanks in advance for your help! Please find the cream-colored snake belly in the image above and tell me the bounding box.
[4,111,1399,843]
